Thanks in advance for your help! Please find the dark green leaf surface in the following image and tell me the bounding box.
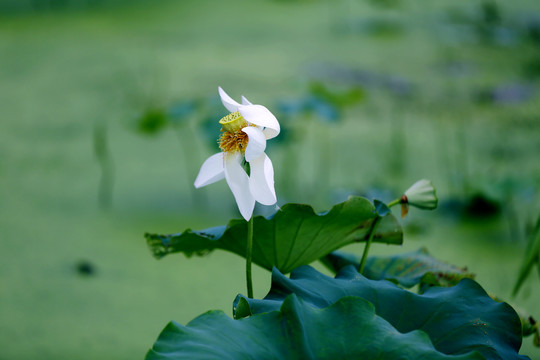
[321,247,475,289]
[234,266,529,360]
[146,196,402,273]
[147,294,482,360]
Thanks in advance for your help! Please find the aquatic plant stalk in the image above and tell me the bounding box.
[175,125,207,207]
[358,216,381,274]
[387,198,401,208]
[93,122,114,210]
[316,124,332,203]
[246,216,254,298]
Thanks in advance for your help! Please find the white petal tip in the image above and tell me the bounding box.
[241,95,252,105]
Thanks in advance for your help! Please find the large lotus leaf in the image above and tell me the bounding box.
[321,247,475,289]
[146,196,402,274]
[146,294,483,360]
[234,266,529,360]
[489,294,540,348]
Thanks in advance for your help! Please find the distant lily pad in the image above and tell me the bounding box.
[137,108,169,135]
[321,247,475,290]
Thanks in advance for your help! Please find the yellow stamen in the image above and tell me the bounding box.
[219,129,249,154]
[218,111,253,154]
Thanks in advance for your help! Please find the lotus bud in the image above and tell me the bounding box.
[400,179,438,217]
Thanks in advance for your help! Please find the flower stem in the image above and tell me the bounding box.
[387,198,401,208]
[358,216,382,274]
[246,216,254,298]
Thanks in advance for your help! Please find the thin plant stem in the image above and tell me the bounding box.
[457,125,471,198]
[358,216,382,274]
[387,198,401,208]
[282,140,298,199]
[246,216,254,298]
[93,122,114,210]
[174,124,207,208]
[389,106,406,177]
[316,124,332,204]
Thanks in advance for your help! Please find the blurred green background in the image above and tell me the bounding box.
[1,0,539,358]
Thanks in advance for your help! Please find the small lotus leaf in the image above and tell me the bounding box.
[321,247,475,289]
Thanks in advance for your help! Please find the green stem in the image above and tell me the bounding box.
[358,216,382,274]
[174,124,207,209]
[387,198,401,208]
[246,216,254,298]
[93,122,114,210]
[317,124,332,203]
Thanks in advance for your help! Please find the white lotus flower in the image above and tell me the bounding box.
[194,87,280,220]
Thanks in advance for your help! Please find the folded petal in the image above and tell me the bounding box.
[248,153,276,206]
[241,95,252,105]
[242,126,266,162]
[194,152,225,188]
[224,153,255,221]
[238,105,280,140]
[218,87,240,113]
